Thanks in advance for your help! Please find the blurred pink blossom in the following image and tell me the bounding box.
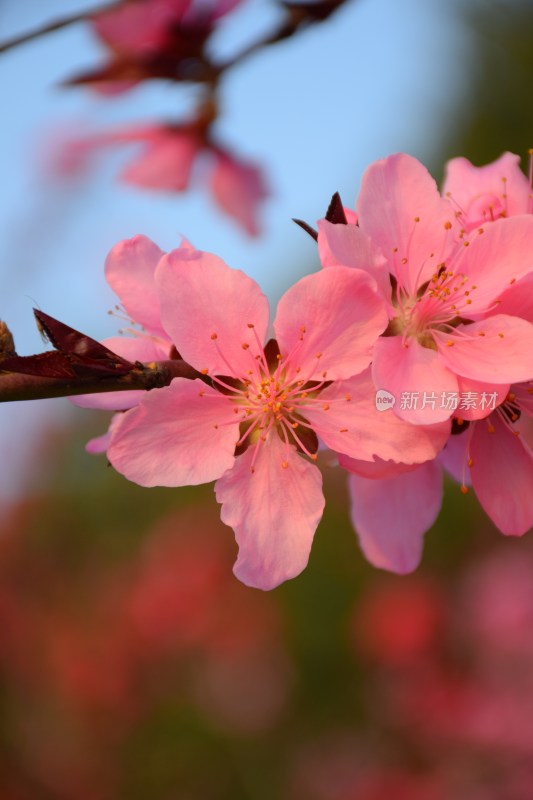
[53,124,269,236]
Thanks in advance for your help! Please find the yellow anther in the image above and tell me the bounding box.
[281,461,289,469]
[201,368,209,375]
[444,221,452,229]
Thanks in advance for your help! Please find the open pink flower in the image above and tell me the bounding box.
[442,151,533,231]
[58,124,268,236]
[318,153,533,424]
[105,245,401,589]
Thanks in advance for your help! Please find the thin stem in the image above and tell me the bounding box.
[0,2,119,55]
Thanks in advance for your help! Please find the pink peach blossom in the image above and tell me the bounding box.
[442,151,533,232]
[318,153,533,425]
[105,244,409,589]
[342,378,532,573]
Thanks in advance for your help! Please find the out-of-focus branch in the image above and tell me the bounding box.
[0,358,199,403]
[0,2,119,54]
[215,0,348,73]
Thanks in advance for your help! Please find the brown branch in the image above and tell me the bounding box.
[0,359,201,403]
[0,2,119,54]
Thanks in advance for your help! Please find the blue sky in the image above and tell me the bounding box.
[0,0,470,499]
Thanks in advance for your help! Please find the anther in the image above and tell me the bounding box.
[210,333,218,340]
[281,461,289,470]
[444,221,452,230]
[460,486,468,494]
[201,368,209,375]
[242,343,250,350]
[247,323,254,329]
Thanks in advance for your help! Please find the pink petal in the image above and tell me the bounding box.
[304,369,450,463]
[215,433,324,590]
[434,315,533,384]
[71,335,169,411]
[105,235,167,337]
[471,414,533,535]
[156,248,270,378]
[372,336,458,424]
[348,460,443,573]
[454,376,510,421]
[450,216,533,313]
[438,431,471,486]
[442,152,531,229]
[513,382,533,416]
[210,151,269,237]
[120,130,199,192]
[92,0,191,55]
[316,219,392,303]
[273,267,387,382]
[85,412,123,455]
[86,429,113,455]
[491,273,533,324]
[108,378,239,487]
[356,153,456,295]
[339,454,419,479]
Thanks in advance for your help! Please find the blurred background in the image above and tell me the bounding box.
[1,0,533,797]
